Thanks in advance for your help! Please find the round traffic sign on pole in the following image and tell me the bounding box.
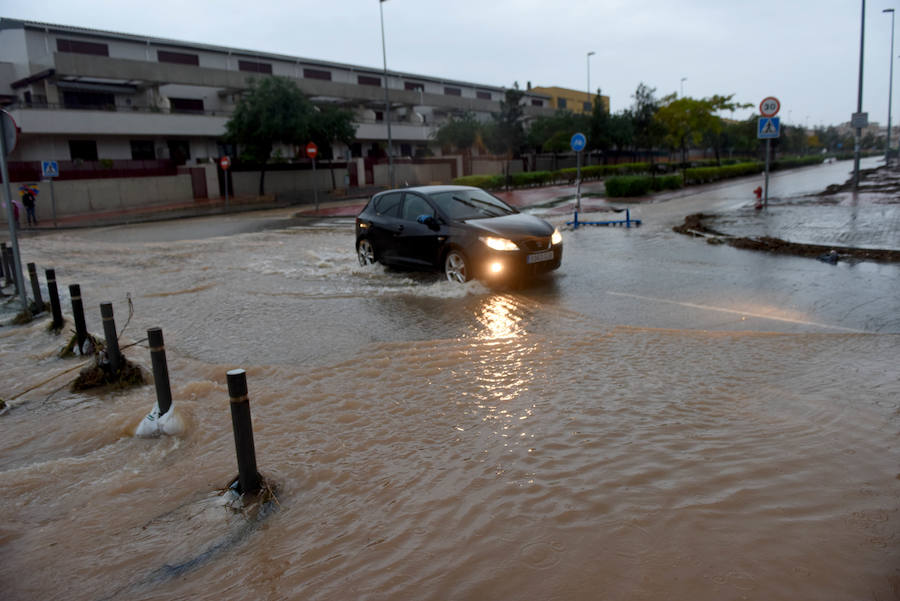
[220,156,231,170]
[570,132,587,152]
[759,97,780,117]
[305,142,318,159]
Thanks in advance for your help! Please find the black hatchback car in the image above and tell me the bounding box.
[355,185,562,283]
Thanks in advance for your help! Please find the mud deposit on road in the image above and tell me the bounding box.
[674,164,900,262]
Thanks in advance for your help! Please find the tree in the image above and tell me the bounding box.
[225,76,317,195]
[433,111,481,175]
[527,110,589,169]
[629,83,664,168]
[310,105,357,189]
[588,88,614,161]
[656,93,751,166]
[485,83,527,188]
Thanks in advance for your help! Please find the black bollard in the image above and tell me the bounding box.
[27,263,43,313]
[1,243,8,285]
[100,302,121,375]
[226,369,261,495]
[3,245,13,288]
[147,328,173,416]
[69,284,88,353]
[46,269,64,330]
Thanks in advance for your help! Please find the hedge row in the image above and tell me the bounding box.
[454,155,829,192]
[605,175,683,197]
[452,162,652,189]
[683,162,763,185]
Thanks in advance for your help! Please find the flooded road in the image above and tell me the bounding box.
[2,161,899,600]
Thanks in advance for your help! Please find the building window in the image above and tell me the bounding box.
[157,50,200,66]
[583,101,592,112]
[169,98,205,113]
[374,111,384,122]
[62,91,115,110]
[476,90,491,100]
[69,140,98,161]
[57,38,108,56]
[304,68,331,81]
[358,75,381,86]
[130,140,156,160]
[239,60,272,74]
[444,86,461,97]
[405,81,424,91]
[558,97,567,109]
[531,99,544,107]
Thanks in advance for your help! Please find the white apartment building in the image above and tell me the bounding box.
[0,17,554,167]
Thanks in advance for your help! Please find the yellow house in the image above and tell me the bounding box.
[530,86,610,115]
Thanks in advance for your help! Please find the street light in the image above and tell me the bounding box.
[586,51,595,113]
[680,77,687,97]
[379,0,394,187]
[884,8,895,165]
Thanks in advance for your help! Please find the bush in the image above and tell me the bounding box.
[510,170,554,187]
[452,174,505,189]
[605,175,653,197]
[771,156,825,170]
[651,175,683,192]
[683,162,763,185]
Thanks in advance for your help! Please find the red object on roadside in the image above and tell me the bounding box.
[753,186,762,200]
[220,156,231,170]
[305,142,318,159]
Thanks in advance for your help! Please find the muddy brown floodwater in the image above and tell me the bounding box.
[1,179,899,600]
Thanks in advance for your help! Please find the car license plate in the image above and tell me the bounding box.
[527,250,554,264]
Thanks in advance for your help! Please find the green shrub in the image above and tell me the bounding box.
[605,175,653,197]
[510,170,554,187]
[452,174,505,189]
[651,175,683,191]
[683,162,763,185]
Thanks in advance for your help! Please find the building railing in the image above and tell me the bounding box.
[6,101,232,118]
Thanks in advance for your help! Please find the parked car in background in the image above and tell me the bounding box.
[355,185,562,283]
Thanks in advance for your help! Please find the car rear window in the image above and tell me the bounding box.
[429,189,517,220]
[373,192,402,217]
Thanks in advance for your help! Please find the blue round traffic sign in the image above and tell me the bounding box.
[570,132,587,152]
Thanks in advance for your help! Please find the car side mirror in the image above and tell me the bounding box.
[416,214,440,230]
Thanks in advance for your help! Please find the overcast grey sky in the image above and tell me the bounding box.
[4,0,897,128]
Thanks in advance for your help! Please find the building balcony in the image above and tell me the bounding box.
[7,103,229,137]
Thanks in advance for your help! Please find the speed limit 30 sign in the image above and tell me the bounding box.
[760,97,780,117]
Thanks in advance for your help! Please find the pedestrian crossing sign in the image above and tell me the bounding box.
[757,117,781,139]
[41,160,59,178]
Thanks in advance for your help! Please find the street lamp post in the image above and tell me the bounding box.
[586,51,595,168]
[379,0,394,188]
[586,51,595,112]
[884,8,895,165]
[680,77,687,97]
[854,0,866,189]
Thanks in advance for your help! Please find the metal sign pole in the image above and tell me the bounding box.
[0,117,28,312]
[313,157,318,213]
[50,178,57,228]
[764,138,771,209]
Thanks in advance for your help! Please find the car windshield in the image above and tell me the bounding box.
[428,189,517,220]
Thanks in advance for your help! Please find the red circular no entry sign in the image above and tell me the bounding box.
[220,156,231,170]
[305,142,318,159]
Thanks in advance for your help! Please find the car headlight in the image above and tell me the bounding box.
[551,228,562,245]
[480,236,519,251]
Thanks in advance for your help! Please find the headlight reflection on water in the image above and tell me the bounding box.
[475,295,523,340]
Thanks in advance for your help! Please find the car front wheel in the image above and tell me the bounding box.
[357,238,376,266]
[444,249,470,283]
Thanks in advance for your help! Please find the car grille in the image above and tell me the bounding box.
[521,237,552,251]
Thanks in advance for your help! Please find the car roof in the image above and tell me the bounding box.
[375,185,480,196]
